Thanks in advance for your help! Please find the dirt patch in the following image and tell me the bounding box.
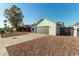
[2,32,29,38]
[6,36,79,56]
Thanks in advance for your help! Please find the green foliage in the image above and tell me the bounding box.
[4,5,24,29]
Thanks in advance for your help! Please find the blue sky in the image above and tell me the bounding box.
[0,3,79,28]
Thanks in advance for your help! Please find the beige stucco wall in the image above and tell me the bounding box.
[31,25,36,33]
[70,29,74,36]
[49,26,56,35]
[74,25,79,36]
[36,19,57,35]
[37,19,56,27]
[56,25,60,35]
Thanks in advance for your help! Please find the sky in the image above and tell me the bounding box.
[0,3,79,28]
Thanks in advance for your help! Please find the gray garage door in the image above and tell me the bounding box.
[36,26,49,34]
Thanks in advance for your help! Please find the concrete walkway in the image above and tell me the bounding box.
[0,36,9,56]
[0,33,47,56]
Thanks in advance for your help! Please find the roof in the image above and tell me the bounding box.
[31,23,36,27]
[31,18,56,27]
[56,22,65,26]
[31,19,44,27]
[66,27,74,29]
[35,18,45,26]
[74,22,79,26]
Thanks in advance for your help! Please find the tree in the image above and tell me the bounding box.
[4,20,7,28]
[4,5,24,31]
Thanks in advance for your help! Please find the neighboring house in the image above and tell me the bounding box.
[60,27,73,36]
[31,19,64,35]
[73,23,79,36]
[23,25,31,32]
[17,25,31,32]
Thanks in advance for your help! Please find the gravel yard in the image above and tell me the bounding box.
[0,32,46,56]
[6,36,79,56]
[2,32,29,38]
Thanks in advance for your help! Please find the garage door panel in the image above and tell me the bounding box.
[37,26,49,34]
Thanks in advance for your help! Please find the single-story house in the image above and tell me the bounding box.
[31,19,79,36]
[31,19,64,35]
